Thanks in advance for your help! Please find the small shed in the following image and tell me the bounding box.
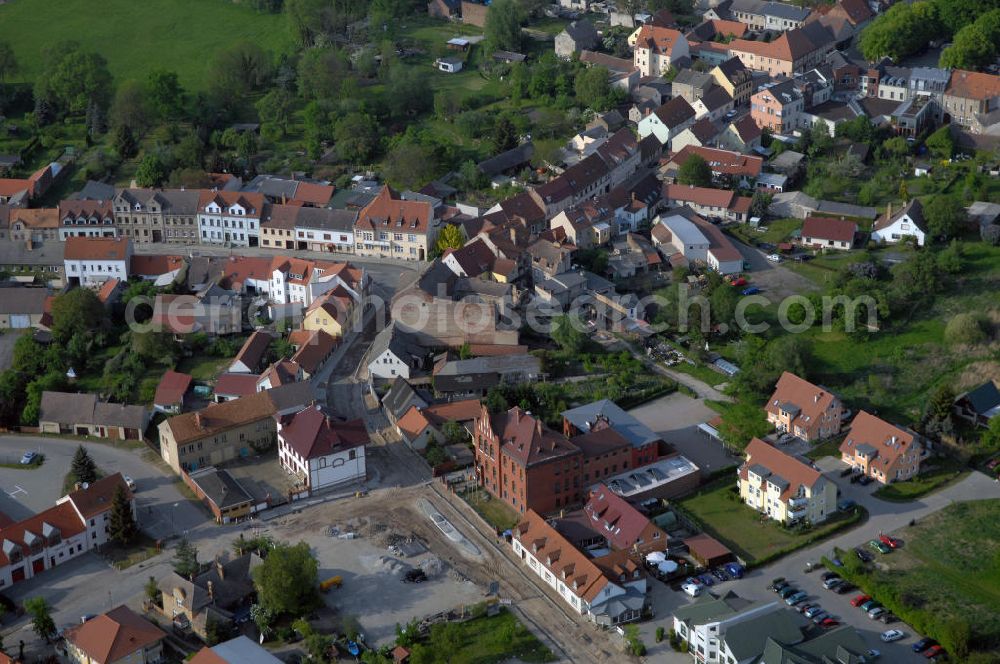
[446,37,470,51]
[914,162,932,177]
[683,533,734,567]
[435,57,464,73]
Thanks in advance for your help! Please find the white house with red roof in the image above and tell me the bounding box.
[64,237,133,285]
[738,438,836,524]
[800,216,856,251]
[632,25,690,77]
[277,405,369,494]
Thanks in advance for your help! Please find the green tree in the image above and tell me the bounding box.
[144,575,160,603]
[435,225,465,256]
[25,597,56,643]
[305,633,332,662]
[485,388,509,413]
[492,112,519,154]
[551,314,586,354]
[252,541,320,616]
[384,66,432,119]
[944,312,986,345]
[382,142,436,191]
[749,191,772,218]
[110,80,152,134]
[940,23,996,69]
[113,125,139,160]
[135,153,170,188]
[981,415,1000,451]
[858,1,940,62]
[334,112,378,163]
[297,47,349,99]
[34,42,113,116]
[484,0,524,52]
[108,484,138,545]
[210,41,273,101]
[52,288,104,344]
[0,41,18,84]
[456,160,487,192]
[809,121,833,156]
[677,153,712,187]
[256,89,292,140]
[442,420,468,445]
[925,125,954,160]
[173,538,200,578]
[574,66,613,111]
[924,195,964,240]
[71,445,98,485]
[85,99,107,138]
[883,136,909,159]
[147,70,185,120]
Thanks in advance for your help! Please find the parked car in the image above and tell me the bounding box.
[868,607,888,620]
[725,563,744,579]
[837,499,856,511]
[881,629,905,642]
[851,594,871,607]
[123,475,137,490]
[766,253,782,263]
[860,600,881,613]
[923,645,946,660]
[742,286,761,295]
[855,547,874,563]
[865,649,881,660]
[811,612,830,624]
[729,277,748,287]
[834,582,855,594]
[785,592,809,606]
[698,574,715,586]
[869,539,892,554]
[821,571,839,581]
[820,618,841,628]
[804,561,819,573]
[879,613,898,624]
[797,603,817,614]
[858,475,874,486]
[824,579,845,591]
[682,582,701,597]
[912,638,937,653]
[830,555,844,567]
[839,467,855,477]
[804,605,825,618]
[879,533,902,548]
[19,451,37,465]
[773,581,791,594]
[769,577,787,591]
[779,586,799,599]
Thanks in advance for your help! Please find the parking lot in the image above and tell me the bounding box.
[629,393,739,476]
[729,236,819,300]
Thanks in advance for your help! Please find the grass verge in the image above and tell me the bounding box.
[462,490,521,532]
[872,457,968,502]
[62,468,105,494]
[105,533,162,570]
[407,606,556,664]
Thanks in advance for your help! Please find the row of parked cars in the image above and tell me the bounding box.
[680,563,744,596]
[850,593,946,660]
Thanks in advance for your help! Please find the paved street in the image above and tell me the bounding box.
[636,469,1000,662]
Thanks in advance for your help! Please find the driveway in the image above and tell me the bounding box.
[630,393,739,476]
[729,236,818,301]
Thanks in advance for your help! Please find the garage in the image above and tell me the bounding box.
[8,314,30,329]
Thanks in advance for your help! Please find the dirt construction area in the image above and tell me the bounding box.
[261,484,618,662]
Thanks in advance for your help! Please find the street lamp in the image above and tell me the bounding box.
[171,502,179,535]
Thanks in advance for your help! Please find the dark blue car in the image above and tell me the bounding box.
[742,286,760,296]
[913,638,936,653]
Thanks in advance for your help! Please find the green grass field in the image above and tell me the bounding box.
[0,0,291,89]
[836,500,1000,658]
[872,456,968,502]
[406,606,555,664]
[679,479,863,563]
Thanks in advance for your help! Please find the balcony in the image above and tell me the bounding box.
[788,504,808,519]
[788,496,810,508]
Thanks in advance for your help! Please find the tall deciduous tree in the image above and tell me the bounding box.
[484,0,525,53]
[434,224,465,255]
[25,598,56,643]
[34,42,113,116]
[147,70,186,120]
[173,538,200,578]
[51,287,103,345]
[677,154,712,187]
[0,41,18,83]
[924,195,965,241]
[252,541,320,616]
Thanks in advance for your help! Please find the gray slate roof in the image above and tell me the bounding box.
[561,399,659,448]
[0,286,49,314]
[187,467,253,509]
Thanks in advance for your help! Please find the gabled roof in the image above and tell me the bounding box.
[130,255,185,278]
[765,372,838,432]
[493,407,579,467]
[740,437,824,501]
[873,198,925,233]
[672,145,762,178]
[729,114,762,144]
[562,18,598,44]
[64,606,165,664]
[801,216,856,243]
[946,69,1000,101]
[584,483,664,551]
[444,238,495,277]
[197,190,265,215]
[634,24,686,56]
[0,287,48,314]
[154,370,193,407]
[163,391,279,444]
[356,186,433,233]
[956,381,1000,416]
[562,399,659,448]
[513,510,611,602]
[65,237,131,261]
[840,411,918,472]
[279,405,368,460]
[213,373,260,398]
[231,330,273,372]
[663,183,737,208]
[651,96,696,130]
[290,330,338,374]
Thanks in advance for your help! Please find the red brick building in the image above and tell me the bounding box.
[473,403,652,516]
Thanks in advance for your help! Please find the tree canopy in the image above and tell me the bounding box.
[34,42,113,118]
[252,541,320,616]
[51,287,104,345]
[677,154,712,188]
[484,0,525,53]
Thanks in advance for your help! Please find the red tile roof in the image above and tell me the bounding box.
[839,411,918,472]
[155,370,193,408]
[946,69,1000,101]
[65,237,131,261]
[130,255,185,277]
[292,181,335,206]
[213,373,260,398]
[584,484,664,551]
[740,437,823,501]
[671,146,763,178]
[290,330,338,374]
[801,216,857,243]
[0,501,85,565]
[64,473,132,519]
[96,278,120,304]
[356,186,432,234]
[652,96,697,129]
[513,509,611,602]
[197,190,266,216]
[493,407,579,468]
[279,406,368,460]
[64,606,166,664]
[766,372,839,434]
[634,25,686,56]
[663,183,736,208]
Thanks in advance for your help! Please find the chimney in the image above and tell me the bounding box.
[509,226,518,243]
[206,580,214,600]
[886,202,892,220]
[215,557,225,579]
[195,412,205,430]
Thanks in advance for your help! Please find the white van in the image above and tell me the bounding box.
[682,583,701,597]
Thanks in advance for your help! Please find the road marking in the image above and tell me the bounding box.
[8,485,26,498]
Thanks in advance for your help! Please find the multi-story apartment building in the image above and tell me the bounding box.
[294,208,357,253]
[268,256,367,308]
[259,204,298,250]
[943,69,1000,134]
[474,404,642,515]
[711,57,754,107]
[751,80,806,133]
[729,25,833,77]
[112,189,201,244]
[739,437,837,524]
[728,0,811,31]
[197,191,266,247]
[354,186,436,260]
[764,372,843,441]
[840,411,922,484]
[632,25,690,77]
[58,200,116,240]
[277,405,368,495]
[562,399,662,469]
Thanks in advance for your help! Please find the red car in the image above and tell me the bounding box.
[879,533,902,549]
[924,645,946,659]
[729,277,748,287]
[851,594,871,607]
[820,618,840,628]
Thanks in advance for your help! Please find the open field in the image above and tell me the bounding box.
[0,0,291,89]
[835,500,1000,659]
[678,479,864,564]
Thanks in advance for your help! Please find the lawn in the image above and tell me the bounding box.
[463,490,521,532]
[408,607,556,664]
[0,0,291,89]
[728,217,802,246]
[678,479,865,564]
[872,456,968,502]
[805,437,843,460]
[833,500,1000,660]
[175,354,234,382]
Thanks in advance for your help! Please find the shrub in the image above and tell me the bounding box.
[944,313,986,345]
[655,626,665,643]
